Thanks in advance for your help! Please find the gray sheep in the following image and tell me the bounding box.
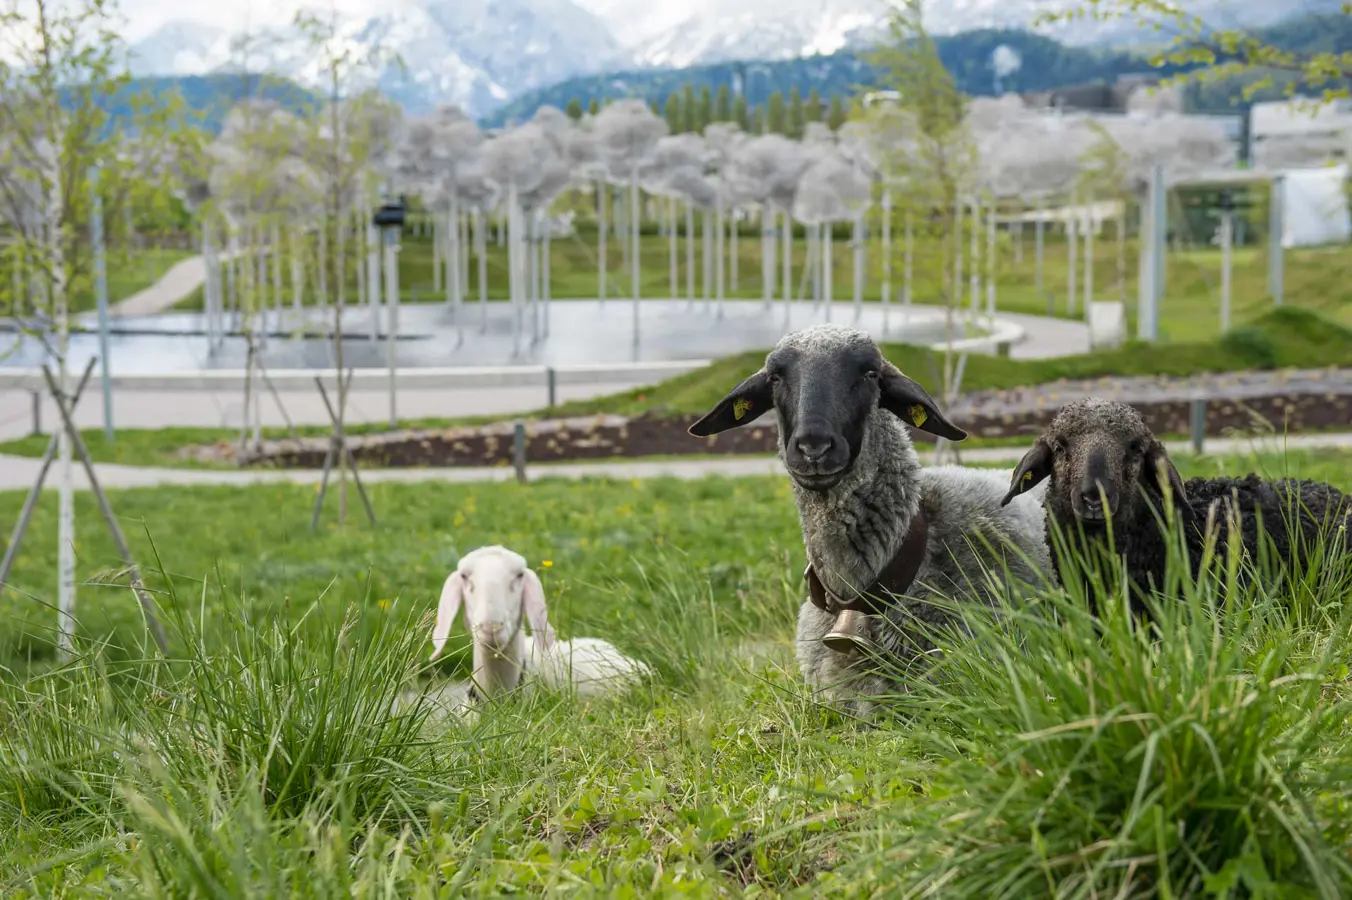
[689,325,1051,716]
[1000,397,1352,616]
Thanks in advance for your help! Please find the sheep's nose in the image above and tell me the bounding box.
[795,434,836,462]
[1079,482,1113,513]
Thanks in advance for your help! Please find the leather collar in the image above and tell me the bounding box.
[805,506,930,615]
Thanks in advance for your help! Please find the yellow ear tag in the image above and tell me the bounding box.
[909,404,928,428]
[1022,471,1033,486]
[733,398,754,421]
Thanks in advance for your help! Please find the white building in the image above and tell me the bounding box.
[1250,98,1352,169]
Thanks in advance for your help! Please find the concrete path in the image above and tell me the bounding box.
[2,431,1349,494]
[108,255,211,318]
[0,378,657,442]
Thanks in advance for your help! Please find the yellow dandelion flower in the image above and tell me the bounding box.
[541,560,553,568]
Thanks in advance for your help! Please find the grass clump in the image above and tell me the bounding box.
[1,453,1351,894]
[848,497,1352,897]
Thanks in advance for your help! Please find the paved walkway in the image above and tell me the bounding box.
[2,431,1349,494]
[109,255,212,318]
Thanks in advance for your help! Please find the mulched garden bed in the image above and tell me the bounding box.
[184,367,1352,469]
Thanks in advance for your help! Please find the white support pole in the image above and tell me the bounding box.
[781,209,792,331]
[761,205,775,309]
[729,208,739,291]
[986,197,997,319]
[597,181,607,305]
[852,214,864,324]
[366,220,380,340]
[904,209,914,319]
[383,224,400,426]
[1035,195,1047,316]
[969,198,980,314]
[685,201,696,307]
[1137,164,1164,342]
[1067,198,1078,318]
[669,196,678,298]
[714,197,725,318]
[953,197,963,310]
[881,188,892,334]
[822,223,833,323]
[290,230,303,314]
[89,165,113,442]
[432,213,442,294]
[1268,174,1285,306]
[1082,199,1093,319]
[631,170,642,340]
[1219,207,1233,332]
[476,207,488,333]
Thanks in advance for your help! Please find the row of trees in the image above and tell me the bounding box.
[563,86,850,139]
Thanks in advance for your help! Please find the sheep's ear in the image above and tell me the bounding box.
[1001,439,1053,507]
[522,569,556,656]
[688,369,772,437]
[878,364,967,442]
[1144,441,1188,506]
[429,571,465,662]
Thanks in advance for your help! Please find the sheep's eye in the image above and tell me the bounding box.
[1127,440,1144,456]
[1052,441,1067,457]
[863,369,879,381]
[768,372,782,385]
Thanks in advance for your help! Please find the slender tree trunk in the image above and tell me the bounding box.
[476,207,488,332]
[49,164,75,660]
[597,181,607,304]
[290,230,303,313]
[729,210,738,291]
[685,201,695,307]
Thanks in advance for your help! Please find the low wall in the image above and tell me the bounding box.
[210,385,1352,469]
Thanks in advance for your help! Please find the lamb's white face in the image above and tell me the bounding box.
[459,550,528,652]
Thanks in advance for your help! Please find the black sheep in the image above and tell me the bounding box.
[999,398,1351,615]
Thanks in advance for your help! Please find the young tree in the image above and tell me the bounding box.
[565,98,584,120]
[681,83,696,133]
[749,103,765,135]
[696,85,714,132]
[787,86,806,139]
[294,3,402,525]
[1040,2,1352,103]
[588,98,600,116]
[827,94,847,130]
[733,94,750,131]
[0,0,154,656]
[805,87,824,123]
[664,91,683,133]
[715,84,732,122]
[864,0,975,430]
[766,91,787,134]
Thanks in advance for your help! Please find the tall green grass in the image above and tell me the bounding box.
[844,507,1352,898]
[2,478,1351,895]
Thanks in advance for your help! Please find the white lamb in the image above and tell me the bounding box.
[428,545,651,701]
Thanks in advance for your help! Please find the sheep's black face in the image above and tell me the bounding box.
[766,340,883,491]
[687,325,968,491]
[1002,398,1188,531]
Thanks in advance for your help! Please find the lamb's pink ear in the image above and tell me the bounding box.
[522,568,556,655]
[429,571,464,662]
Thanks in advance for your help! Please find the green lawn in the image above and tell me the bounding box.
[171,220,1352,344]
[2,448,1351,894]
[0,247,192,317]
[3,306,1348,471]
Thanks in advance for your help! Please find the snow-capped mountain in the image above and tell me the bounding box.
[127,0,627,115]
[125,0,1342,117]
